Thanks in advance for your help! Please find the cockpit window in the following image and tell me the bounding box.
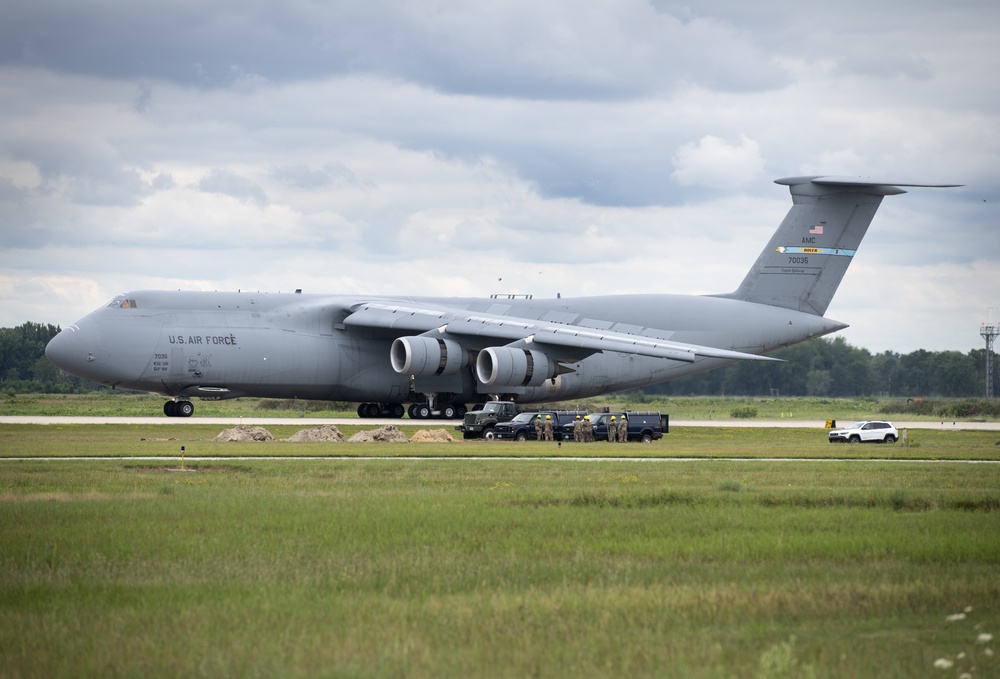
[107,297,138,309]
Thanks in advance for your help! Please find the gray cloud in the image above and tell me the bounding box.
[0,0,997,352]
[198,168,268,206]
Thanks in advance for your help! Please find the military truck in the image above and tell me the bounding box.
[455,401,519,440]
[494,410,588,441]
[564,411,667,443]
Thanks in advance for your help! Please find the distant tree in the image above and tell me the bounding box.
[0,322,100,393]
[928,351,979,397]
[639,337,988,398]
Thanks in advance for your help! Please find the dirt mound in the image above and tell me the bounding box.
[410,429,455,442]
[213,425,275,442]
[348,425,409,443]
[286,425,346,442]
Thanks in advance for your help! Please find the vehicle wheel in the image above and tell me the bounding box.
[442,405,456,419]
[640,433,653,443]
[884,435,897,444]
[416,405,431,419]
[849,435,861,444]
[455,405,467,418]
[358,403,369,418]
[164,401,176,417]
[483,427,496,441]
[177,401,194,417]
[391,404,405,418]
[367,403,383,418]
[407,403,418,418]
[515,432,527,442]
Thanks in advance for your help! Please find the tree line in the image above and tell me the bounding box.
[1,322,997,398]
[652,335,997,398]
[0,322,95,393]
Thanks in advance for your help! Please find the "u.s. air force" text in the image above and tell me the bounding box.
[168,334,238,346]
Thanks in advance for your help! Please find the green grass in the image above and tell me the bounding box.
[0,425,998,677]
[1,422,997,461]
[4,392,997,422]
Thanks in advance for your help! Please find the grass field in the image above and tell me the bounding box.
[1,424,998,678]
[4,391,995,422]
[1,421,998,461]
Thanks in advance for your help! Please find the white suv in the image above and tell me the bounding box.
[828,420,898,444]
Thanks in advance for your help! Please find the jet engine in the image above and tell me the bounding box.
[476,347,555,388]
[390,336,467,376]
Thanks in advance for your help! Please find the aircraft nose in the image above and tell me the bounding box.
[45,323,100,381]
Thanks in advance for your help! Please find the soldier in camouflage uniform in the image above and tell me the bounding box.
[534,415,543,441]
[543,415,554,441]
[608,416,617,443]
[573,415,582,442]
[582,415,593,442]
[617,414,628,443]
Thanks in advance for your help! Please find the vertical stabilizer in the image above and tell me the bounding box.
[720,176,959,316]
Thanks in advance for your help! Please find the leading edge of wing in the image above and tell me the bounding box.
[345,302,780,364]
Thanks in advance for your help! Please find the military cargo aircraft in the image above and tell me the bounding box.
[45,176,958,418]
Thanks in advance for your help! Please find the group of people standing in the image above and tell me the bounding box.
[534,414,556,441]
[571,414,627,443]
[605,415,628,443]
[532,413,630,442]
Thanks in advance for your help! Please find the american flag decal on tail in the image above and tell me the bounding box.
[809,225,824,234]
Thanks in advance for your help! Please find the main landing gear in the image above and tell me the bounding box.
[357,402,406,418]
[355,402,468,419]
[164,400,194,417]
[407,402,467,419]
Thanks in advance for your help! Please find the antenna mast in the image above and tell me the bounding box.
[982,308,999,398]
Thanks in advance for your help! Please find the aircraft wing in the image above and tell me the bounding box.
[344,301,778,364]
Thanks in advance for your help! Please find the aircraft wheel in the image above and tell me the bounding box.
[407,403,418,418]
[441,404,456,419]
[177,401,194,417]
[357,403,369,418]
[391,404,405,418]
[164,401,176,417]
[416,405,431,419]
[366,403,382,418]
[455,405,467,418]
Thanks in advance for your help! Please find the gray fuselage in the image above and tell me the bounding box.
[45,289,844,403]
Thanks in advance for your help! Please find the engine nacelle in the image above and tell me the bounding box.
[476,347,555,388]
[390,336,467,376]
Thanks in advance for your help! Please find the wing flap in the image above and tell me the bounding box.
[530,328,778,363]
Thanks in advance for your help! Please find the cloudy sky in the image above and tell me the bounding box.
[1,0,998,353]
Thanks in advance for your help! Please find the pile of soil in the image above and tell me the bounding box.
[348,425,409,443]
[213,425,275,442]
[410,429,455,443]
[286,425,346,443]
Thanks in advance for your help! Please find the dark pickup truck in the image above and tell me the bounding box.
[563,411,667,443]
[493,410,588,441]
